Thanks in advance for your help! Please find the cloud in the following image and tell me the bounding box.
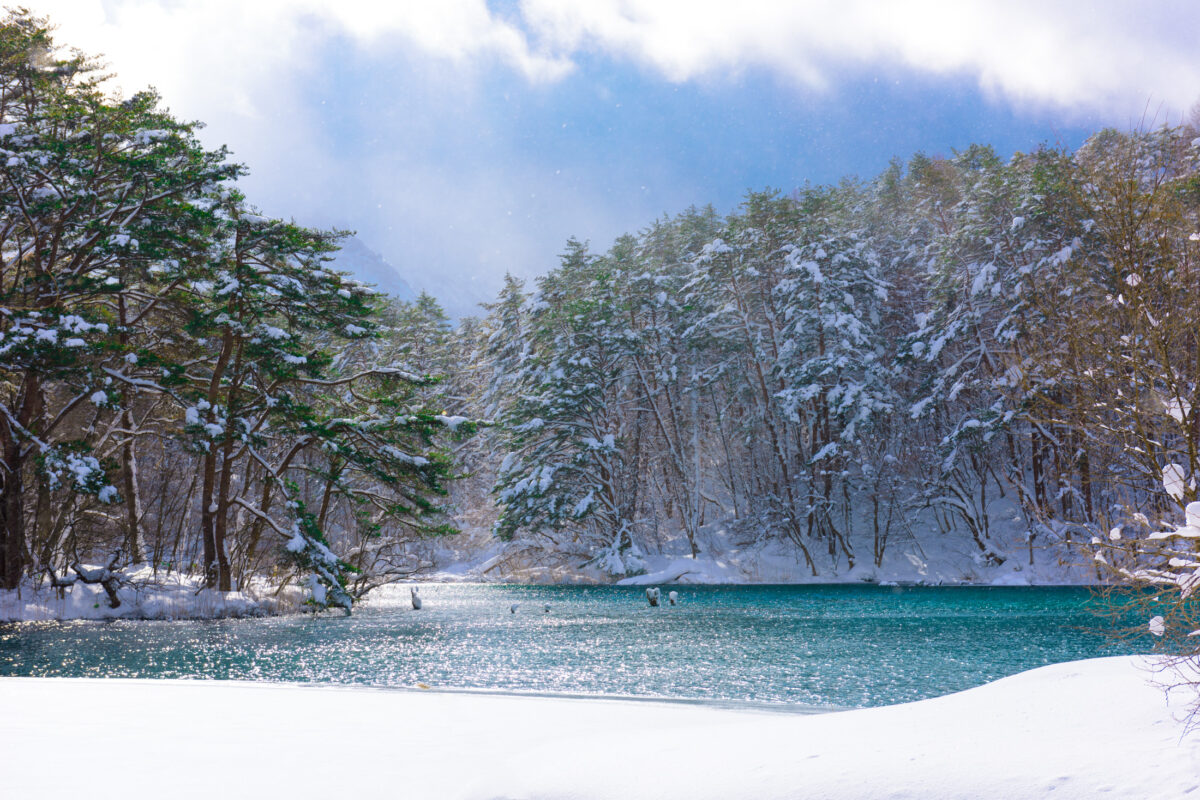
[37,1,568,96]
[39,0,1200,122]
[519,0,1200,117]
[21,0,1199,316]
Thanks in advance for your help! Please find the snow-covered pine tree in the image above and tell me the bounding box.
[625,208,722,558]
[0,12,236,589]
[479,272,530,420]
[308,291,472,598]
[493,238,645,576]
[772,185,894,567]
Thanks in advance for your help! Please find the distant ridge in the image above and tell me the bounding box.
[329,236,417,302]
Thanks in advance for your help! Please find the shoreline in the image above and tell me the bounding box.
[2,577,1110,624]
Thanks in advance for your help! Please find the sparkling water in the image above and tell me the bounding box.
[0,584,1137,710]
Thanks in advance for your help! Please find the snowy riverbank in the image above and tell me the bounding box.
[0,565,301,622]
[429,498,1103,586]
[1,657,1195,799]
[0,532,1101,623]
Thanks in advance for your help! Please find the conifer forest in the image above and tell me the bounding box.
[2,10,1200,621]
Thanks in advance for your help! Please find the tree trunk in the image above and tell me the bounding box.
[1031,428,1047,515]
[200,448,219,588]
[120,409,146,563]
[1,444,24,590]
[1,374,42,589]
[213,426,236,592]
[117,295,146,563]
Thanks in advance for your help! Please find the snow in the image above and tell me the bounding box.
[306,574,327,605]
[989,569,1032,586]
[970,262,996,296]
[285,528,306,553]
[572,490,595,517]
[382,445,429,467]
[0,657,1194,799]
[909,396,933,418]
[581,432,616,450]
[0,565,300,622]
[615,556,736,585]
[436,414,470,431]
[440,486,1098,586]
[1166,398,1191,424]
[1163,463,1188,501]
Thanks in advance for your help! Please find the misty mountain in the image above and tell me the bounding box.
[329,236,417,303]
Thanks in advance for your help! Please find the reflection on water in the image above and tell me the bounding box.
[0,585,1138,709]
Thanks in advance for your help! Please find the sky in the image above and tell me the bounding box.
[28,1,1200,316]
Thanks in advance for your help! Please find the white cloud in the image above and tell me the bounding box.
[37,0,1200,123]
[35,1,569,98]
[519,0,1200,117]
[19,0,1200,314]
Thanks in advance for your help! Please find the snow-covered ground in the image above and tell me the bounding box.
[429,497,1101,587]
[0,656,1194,799]
[0,564,301,622]
[0,493,1109,623]
[0,511,1096,622]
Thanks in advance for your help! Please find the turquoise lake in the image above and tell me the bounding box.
[0,584,1141,710]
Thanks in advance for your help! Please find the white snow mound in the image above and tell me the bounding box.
[0,656,1195,799]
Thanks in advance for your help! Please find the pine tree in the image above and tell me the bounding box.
[0,12,236,588]
[494,239,645,575]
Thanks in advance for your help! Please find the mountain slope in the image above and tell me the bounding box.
[329,236,417,302]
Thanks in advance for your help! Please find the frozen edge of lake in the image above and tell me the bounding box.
[2,656,1197,799]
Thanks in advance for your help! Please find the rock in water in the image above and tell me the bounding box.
[510,603,520,614]
[411,587,422,610]
[668,591,678,606]
[646,587,660,607]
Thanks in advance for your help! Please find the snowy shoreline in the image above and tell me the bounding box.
[0,565,303,623]
[1,656,1196,799]
[0,511,1108,623]
[2,572,1106,624]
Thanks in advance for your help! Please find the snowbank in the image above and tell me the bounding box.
[614,555,738,585]
[0,565,301,621]
[1,657,1195,799]
[436,503,1103,586]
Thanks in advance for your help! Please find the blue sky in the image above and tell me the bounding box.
[35,1,1200,314]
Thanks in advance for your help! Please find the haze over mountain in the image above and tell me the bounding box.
[328,236,417,304]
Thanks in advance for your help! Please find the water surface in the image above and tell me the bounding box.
[0,584,1137,709]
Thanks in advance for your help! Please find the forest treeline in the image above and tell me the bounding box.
[3,11,1200,609]
[460,119,1200,580]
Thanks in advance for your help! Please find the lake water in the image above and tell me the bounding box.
[0,584,1138,710]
